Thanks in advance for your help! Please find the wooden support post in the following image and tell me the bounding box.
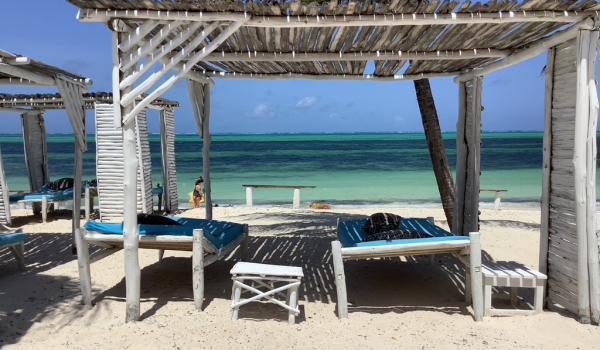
[539,47,555,276]
[469,232,483,321]
[293,188,300,209]
[189,80,213,219]
[21,111,49,193]
[0,148,12,225]
[246,187,254,207]
[158,249,165,262]
[74,228,92,306]
[331,240,348,318]
[114,29,142,322]
[202,86,212,220]
[454,77,483,235]
[84,184,90,221]
[159,110,170,212]
[584,30,600,325]
[192,229,204,310]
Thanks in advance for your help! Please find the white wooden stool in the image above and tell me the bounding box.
[482,261,547,317]
[230,262,304,324]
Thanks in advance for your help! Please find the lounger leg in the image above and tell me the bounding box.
[74,228,92,306]
[465,269,472,304]
[41,196,47,223]
[469,232,483,322]
[288,284,299,325]
[534,284,545,314]
[510,287,519,306]
[484,284,492,317]
[10,244,25,270]
[158,249,165,262]
[231,281,242,320]
[192,229,204,311]
[331,240,348,319]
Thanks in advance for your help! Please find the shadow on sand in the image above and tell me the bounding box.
[92,211,486,322]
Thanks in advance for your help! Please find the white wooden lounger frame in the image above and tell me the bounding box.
[75,223,248,310]
[331,218,483,321]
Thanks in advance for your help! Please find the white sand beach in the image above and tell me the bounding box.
[1,205,599,349]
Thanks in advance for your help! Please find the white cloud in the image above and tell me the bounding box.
[253,103,275,118]
[296,96,318,109]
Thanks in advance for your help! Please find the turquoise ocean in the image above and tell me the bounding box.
[0,132,595,207]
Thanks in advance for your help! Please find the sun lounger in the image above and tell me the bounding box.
[332,217,483,320]
[78,217,248,309]
[0,232,27,270]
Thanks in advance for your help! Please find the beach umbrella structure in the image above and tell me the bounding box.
[66,0,600,324]
[0,50,90,235]
[0,92,181,223]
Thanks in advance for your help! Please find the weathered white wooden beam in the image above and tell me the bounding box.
[0,63,56,86]
[584,29,600,326]
[200,48,508,62]
[121,21,186,71]
[120,21,203,85]
[119,22,214,98]
[456,18,594,82]
[574,29,592,324]
[123,21,244,125]
[539,47,554,276]
[198,70,458,82]
[77,8,588,27]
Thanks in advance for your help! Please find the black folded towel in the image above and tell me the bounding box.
[364,212,421,241]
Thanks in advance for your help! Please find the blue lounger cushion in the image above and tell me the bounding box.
[84,217,244,251]
[338,218,455,248]
[354,236,470,248]
[21,189,74,203]
[0,233,28,247]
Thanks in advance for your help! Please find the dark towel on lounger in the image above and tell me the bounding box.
[364,213,421,241]
[136,214,181,226]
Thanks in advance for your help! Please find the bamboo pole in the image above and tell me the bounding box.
[584,29,600,324]
[574,29,591,324]
[539,47,555,276]
[74,228,92,306]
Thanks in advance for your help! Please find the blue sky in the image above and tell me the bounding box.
[0,1,558,134]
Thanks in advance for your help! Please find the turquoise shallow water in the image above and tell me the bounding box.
[0,132,595,206]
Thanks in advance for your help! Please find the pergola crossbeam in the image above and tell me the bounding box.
[196,70,459,82]
[200,48,508,62]
[0,63,56,86]
[77,8,587,27]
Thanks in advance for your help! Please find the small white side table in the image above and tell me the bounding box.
[230,262,304,324]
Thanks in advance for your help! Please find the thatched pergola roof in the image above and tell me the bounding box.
[0,92,179,111]
[70,0,600,80]
[0,50,90,87]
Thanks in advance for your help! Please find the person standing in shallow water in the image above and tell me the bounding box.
[192,177,205,208]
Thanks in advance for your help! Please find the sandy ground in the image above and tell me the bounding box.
[1,205,599,349]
